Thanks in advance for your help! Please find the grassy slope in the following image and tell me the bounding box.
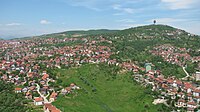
[53,64,165,112]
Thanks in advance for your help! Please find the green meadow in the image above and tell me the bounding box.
[52,64,167,112]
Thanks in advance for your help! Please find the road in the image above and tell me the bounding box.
[181,66,191,80]
[183,67,190,77]
[36,83,50,103]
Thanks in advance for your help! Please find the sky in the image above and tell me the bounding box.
[0,0,200,39]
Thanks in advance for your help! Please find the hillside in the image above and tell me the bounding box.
[58,29,119,35]
[101,25,200,78]
[0,80,31,112]
[40,29,119,38]
[52,64,168,112]
[12,24,199,41]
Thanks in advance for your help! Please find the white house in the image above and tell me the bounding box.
[187,101,197,109]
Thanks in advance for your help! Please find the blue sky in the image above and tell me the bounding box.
[0,0,200,39]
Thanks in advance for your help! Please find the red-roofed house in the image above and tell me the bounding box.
[15,88,22,93]
[187,101,197,109]
[176,99,186,108]
[44,103,61,112]
[34,97,44,105]
[49,92,58,102]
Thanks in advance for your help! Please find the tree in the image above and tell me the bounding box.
[153,20,156,25]
[0,80,31,112]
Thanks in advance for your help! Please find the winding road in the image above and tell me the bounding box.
[181,66,191,80]
[36,83,50,103]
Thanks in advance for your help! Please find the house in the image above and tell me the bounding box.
[22,87,28,93]
[49,92,58,102]
[187,101,197,109]
[194,96,200,103]
[40,88,48,95]
[70,83,80,90]
[25,92,32,99]
[187,93,193,101]
[34,97,44,106]
[177,92,185,99]
[15,88,22,93]
[184,82,193,93]
[43,103,61,112]
[193,89,200,97]
[196,72,200,81]
[42,74,49,80]
[145,63,151,72]
[176,99,186,108]
[61,87,71,95]
[187,108,194,112]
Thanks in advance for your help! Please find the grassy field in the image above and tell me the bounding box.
[52,64,166,112]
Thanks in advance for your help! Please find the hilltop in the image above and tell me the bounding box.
[105,24,200,52]
[114,24,199,40]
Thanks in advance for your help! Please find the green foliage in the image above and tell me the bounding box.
[0,80,31,112]
[52,64,167,112]
[107,24,199,77]
[186,62,198,73]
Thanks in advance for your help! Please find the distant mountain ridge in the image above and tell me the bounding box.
[57,29,119,35]
[39,29,119,38]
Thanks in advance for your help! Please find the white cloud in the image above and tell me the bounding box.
[59,0,107,11]
[112,4,134,14]
[6,23,21,26]
[161,0,199,10]
[116,19,135,23]
[182,22,200,35]
[40,20,51,24]
[113,13,124,16]
[121,23,148,28]
[123,8,134,13]
[112,4,121,10]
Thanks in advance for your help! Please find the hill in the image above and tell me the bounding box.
[40,29,119,38]
[11,24,200,78]
[113,24,198,40]
[12,24,199,41]
[102,25,200,78]
[0,80,31,112]
[52,64,168,112]
[12,29,118,40]
[58,29,119,35]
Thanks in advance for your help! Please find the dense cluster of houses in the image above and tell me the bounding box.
[144,71,200,111]
[150,45,200,68]
[0,36,199,112]
[116,58,200,111]
[150,45,192,66]
[0,36,116,112]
